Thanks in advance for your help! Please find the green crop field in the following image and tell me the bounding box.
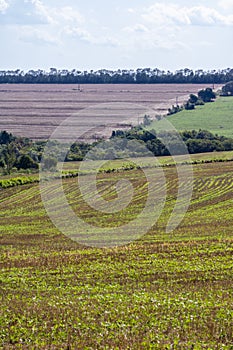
[149,96,233,138]
[1,157,233,349]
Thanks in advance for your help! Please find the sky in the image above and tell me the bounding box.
[0,0,233,71]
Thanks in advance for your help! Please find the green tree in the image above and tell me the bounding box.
[17,154,38,170]
[198,88,216,102]
[189,94,198,104]
[184,101,195,110]
[0,130,14,144]
[2,143,17,174]
[221,81,233,96]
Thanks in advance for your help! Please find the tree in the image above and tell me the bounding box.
[17,154,38,170]
[189,94,198,104]
[221,81,233,96]
[0,130,14,144]
[0,67,232,84]
[167,105,183,115]
[184,101,195,110]
[198,88,216,102]
[2,143,17,174]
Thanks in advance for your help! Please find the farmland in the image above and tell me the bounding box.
[0,83,221,141]
[1,157,233,348]
[1,82,233,348]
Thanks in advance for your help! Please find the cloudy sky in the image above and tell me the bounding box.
[0,0,233,71]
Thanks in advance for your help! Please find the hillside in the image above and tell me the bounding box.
[149,96,233,138]
[1,159,233,347]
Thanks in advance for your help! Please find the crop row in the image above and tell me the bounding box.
[0,176,39,188]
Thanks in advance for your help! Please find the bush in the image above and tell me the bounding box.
[184,101,195,110]
[198,88,216,103]
[167,105,183,115]
[189,94,198,104]
[195,99,205,106]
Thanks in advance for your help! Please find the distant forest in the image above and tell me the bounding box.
[0,68,233,84]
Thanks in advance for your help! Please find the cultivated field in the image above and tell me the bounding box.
[0,84,221,141]
[1,158,233,348]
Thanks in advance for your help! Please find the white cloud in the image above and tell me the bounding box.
[120,2,233,54]
[188,6,233,26]
[13,0,119,49]
[142,3,233,27]
[20,25,59,45]
[218,0,233,9]
[64,25,119,47]
[122,6,184,52]
[0,0,9,13]
[64,26,92,42]
[57,6,84,24]
[0,1,84,26]
[29,0,55,25]
[121,22,186,53]
[24,1,85,26]
[124,24,149,33]
[142,4,190,26]
[127,8,136,14]
[1,1,88,46]
[0,0,52,25]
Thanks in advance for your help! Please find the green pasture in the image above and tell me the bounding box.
[149,96,233,138]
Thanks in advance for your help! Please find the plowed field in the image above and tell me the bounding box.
[0,84,220,141]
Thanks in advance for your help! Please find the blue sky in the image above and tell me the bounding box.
[0,0,233,71]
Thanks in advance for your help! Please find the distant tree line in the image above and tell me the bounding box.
[1,68,233,84]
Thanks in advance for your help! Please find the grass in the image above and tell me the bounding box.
[1,156,233,348]
[148,96,233,138]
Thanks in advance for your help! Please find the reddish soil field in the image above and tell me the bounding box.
[0,84,221,141]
